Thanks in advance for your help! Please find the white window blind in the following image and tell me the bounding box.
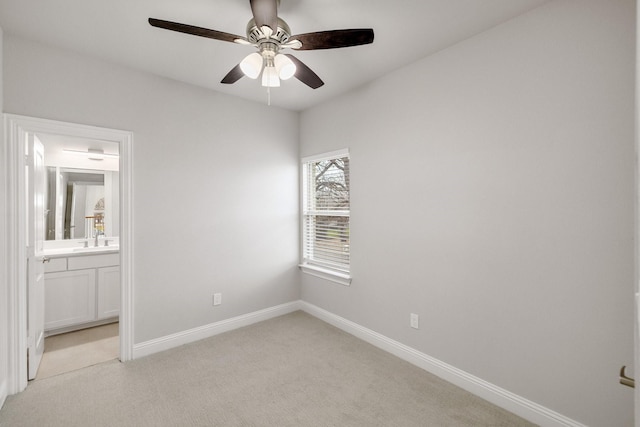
[302,150,350,276]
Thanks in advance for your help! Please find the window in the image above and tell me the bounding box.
[300,149,351,285]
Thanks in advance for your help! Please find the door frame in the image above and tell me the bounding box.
[633,1,640,427]
[4,114,134,394]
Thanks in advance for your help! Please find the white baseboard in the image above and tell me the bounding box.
[132,301,302,359]
[300,301,585,427]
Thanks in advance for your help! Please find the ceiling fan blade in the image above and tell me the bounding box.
[221,64,245,84]
[149,18,248,44]
[284,54,324,89]
[249,0,278,32]
[289,29,374,51]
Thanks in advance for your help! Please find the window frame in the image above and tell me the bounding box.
[299,148,352,286]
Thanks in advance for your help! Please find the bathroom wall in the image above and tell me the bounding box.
[300,0,635,425]
[3,36,300,343]
[104,171,119,238]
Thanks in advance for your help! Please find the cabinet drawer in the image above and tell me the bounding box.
[44,257,67,273]
[68,253,119,270]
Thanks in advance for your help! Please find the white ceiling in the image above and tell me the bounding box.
[0,0,549,111]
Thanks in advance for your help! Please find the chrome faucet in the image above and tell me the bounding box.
[94,232,100,247]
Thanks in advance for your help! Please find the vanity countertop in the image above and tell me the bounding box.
[43,246,120,258]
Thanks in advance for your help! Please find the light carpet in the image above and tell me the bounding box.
[0,311,535,426]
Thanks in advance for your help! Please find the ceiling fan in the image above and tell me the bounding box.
[148,0,374,90]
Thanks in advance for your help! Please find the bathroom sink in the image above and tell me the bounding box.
[72,245,119,253]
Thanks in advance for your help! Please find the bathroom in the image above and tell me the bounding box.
[36,132,121,380]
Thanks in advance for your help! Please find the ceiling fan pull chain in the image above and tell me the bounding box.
[267,86,271,106]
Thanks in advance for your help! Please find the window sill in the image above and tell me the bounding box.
[299,264,352,286]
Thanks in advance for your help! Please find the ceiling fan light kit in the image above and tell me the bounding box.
[239,52,263,79]
[148,0,374,94]
[274,54,296,80]
[262,62,281,88]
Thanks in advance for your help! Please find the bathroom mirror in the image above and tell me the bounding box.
[45,167,119,240]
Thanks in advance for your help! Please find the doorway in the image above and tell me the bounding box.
[35,133,121,380]
[5,114,133,394]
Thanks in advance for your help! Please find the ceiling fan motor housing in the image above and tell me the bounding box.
[246,18,291,46]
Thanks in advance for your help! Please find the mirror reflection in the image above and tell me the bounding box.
[45,167,119,240]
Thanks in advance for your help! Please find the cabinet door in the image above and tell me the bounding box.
[97,266,120,319]
[45,269,96,331]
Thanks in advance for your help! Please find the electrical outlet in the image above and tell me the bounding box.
[410,313,419,329]
[213,293,222,306]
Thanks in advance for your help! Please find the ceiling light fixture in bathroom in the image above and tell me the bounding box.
[63,148,119,161]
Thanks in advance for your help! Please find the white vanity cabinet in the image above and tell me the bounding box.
[44,269,97,330]
[97,266,120,319]
[44,252,120,333]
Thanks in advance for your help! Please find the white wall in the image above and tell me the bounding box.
[300,0,635,425]
[0,24,8,410]
[3,36,300,343]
